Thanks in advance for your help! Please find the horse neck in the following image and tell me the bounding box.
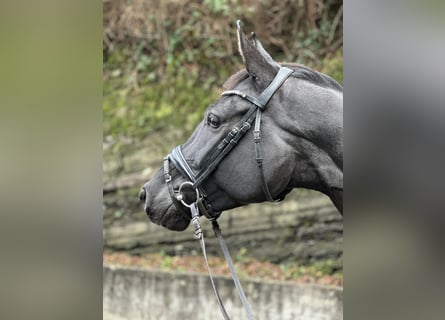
[278,80,343,212]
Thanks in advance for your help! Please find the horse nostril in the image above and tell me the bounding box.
[139,188,146,201]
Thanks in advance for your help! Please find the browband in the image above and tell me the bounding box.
[221,67,294,109]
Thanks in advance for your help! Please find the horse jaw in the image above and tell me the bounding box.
[280,79,343,215]
[329,187,343,215]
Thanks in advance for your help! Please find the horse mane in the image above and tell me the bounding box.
[223,63,343,93]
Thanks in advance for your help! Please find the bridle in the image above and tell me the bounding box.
[162,66,294,319]
[163,66,294,220]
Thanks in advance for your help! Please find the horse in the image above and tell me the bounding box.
[140,22,343,232]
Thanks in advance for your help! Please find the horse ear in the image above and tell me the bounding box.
[249,32,278,68]
[236,20,279,88]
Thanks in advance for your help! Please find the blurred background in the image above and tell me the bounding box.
[103,0,343,286]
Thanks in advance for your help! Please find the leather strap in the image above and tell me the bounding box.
[163,157,191,219]
[213,220,255,320]
[170,146,197,182]
[253,109,275,202]
[188,203,230,319]
[255,67,294,108]
[222,67,294,110]
[221,67,293,202]
[168,149,220,218]
[190,201,254,320]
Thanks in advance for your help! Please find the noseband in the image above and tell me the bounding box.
[164,66,294,220]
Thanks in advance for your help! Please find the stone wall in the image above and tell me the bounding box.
[104,191,343,265]
[103,264,343,320]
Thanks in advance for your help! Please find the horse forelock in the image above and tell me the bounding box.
[222,69,250,90]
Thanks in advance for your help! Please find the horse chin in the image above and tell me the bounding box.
[155,205,190,231]
[161,216,190,231]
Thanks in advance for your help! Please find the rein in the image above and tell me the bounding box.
[176,182,252,320]
[163,66,294,319]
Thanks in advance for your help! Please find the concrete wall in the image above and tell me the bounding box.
[103,264,343,320]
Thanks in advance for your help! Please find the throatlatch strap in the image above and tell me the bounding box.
[253,109,275,202]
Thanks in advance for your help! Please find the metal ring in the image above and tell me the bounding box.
[177,181,199,208]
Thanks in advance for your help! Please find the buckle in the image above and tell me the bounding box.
[242,122,251,131]
[253,130,261,141]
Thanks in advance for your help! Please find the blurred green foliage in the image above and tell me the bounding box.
[103,0,343,141]
[320,49,343,84]
[103,68,220,139]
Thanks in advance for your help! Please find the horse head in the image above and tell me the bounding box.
[140,22,343,231]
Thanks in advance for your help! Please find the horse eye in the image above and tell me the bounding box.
[207,113,221,128]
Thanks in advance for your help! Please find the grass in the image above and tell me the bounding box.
[103,251,343,287]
